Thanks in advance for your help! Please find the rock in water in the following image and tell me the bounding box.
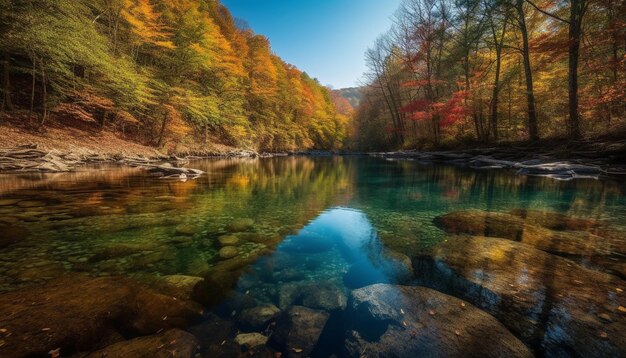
[235,332,269,349]
[0,275,203,357]
[433,210,626,257]
[343,284,532,358]
[508,208,604,231]
[219,246,239,259]
[413,236,626,357]
[269,306,329,358]
[218,235,240,246]
[0,224,29,248]
[238,304,281,331]
[227,218,255,232]
[85,329,199,358]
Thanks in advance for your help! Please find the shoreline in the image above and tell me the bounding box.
[1,122,625,180]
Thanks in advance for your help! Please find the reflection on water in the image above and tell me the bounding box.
[0,157,625,357]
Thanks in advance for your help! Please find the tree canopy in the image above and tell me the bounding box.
[0,0,349,152]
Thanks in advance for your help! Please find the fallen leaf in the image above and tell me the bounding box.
[461,302,466,308]
[455,330,461,336]
[41,328,51,332]
[616,288,623,293]
[400,308,405,314]
[292,348,303,353]
[429,310,436,316]
[402,321,408,327]
[48,348,60,358]
[618,306,626,313]
[599,332,608,339]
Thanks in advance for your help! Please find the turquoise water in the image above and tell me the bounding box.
[0,156,624,357]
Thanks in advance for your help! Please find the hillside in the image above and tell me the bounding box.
[334,87,364,108]
[0,0,349,153]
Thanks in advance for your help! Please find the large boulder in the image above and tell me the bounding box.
[343,284,532,358]
[413,236,626,357]
[433,210,625,257]
[0,275,203,357]
[269,306,329,357]
[84,329,199,358]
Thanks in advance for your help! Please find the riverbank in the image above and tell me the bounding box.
[2,121,626,179]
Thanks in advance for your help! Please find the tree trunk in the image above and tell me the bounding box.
[567,0,584,139]
[1,52,12,113]
[40,57,47,126]
[489,17,508,142]
[29,54,36,126]
[517,0,539,141]
[157,113,168,147]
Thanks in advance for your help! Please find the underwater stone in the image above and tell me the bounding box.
[175,224,197,236]
[219,246,239,259]
[218,235,240,246]
[227,218,255,232]
[300,282,348,311]
[413,235,626,357]
[0,275,202,357]
[344,284,532,358]
[270,306,329,358]
[235,332,269,349]
[85,329,199,358]
[238,304,281,331]
[434,210,626,257]
[0,225,29,248]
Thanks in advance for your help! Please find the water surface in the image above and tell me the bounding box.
[0,157,624,356]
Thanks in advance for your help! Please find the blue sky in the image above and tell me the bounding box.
[221,0,402,89]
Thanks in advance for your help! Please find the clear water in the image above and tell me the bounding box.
[0,156,624,357]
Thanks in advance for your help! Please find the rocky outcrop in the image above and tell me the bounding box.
[343,284,533,358]
[413,236,626,357]
[0,275,203,357]
[84,329,199,358]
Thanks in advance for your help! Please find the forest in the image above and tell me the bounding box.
[353,0,626,151]
[0,0,352,153]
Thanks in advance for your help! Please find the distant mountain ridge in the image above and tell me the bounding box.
[334,87,364,108]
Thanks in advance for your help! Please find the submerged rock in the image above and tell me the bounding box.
[0,275,203,357]
[301,282,348,311]
[219,246,239,259]
[150,275,204,300]
[228,218,255,232]
[277,281,347,311]
[433,210,626,257]
[269,306,329,358]
[218,234,240,246]
[508,208,604,231]
[344,284,532,358]
[0,224,29,248]
[235,332,269,349]
[238,304,281,331]
[85,329,199,358]
[175,224,198,236]
[413,236,626,357]
[187,313,235,351]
